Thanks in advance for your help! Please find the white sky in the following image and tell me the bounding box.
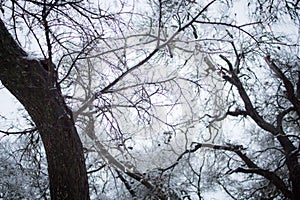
[0,85,24,139]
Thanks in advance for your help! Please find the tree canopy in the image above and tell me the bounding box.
[0,0,299,199]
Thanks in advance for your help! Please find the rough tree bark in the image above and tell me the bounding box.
[0,19,90,199]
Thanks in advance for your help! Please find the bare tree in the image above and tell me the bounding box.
[1,0,299,199]
[0,0,221,199]
[154,1,300,199]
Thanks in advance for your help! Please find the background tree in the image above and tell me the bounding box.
[186,1,300,199]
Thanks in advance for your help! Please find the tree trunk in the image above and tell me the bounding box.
[0,20,89,199]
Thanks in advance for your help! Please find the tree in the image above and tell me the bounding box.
[0,0,217,198]
[215,54,300,199]
[1,0,300,199]
[175,1,300,199]
[0,18,90,199]
[0,135,49,199]
[0,0,225,198]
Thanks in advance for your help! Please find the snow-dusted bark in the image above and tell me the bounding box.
[0,19,89,200]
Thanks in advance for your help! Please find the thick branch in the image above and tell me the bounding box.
[222,60,298,154]
[231,166,292,198]
[227,109,248,117]
[116,170,137,198]
[265,56,300,116]
[233,151,292,199]
[222,57,300,199]
[161,141,292,199]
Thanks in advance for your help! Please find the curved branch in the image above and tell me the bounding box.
[265,56,300,116]
[0,127,37,135]
[160,141,292,199]
[221,57,300,199]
